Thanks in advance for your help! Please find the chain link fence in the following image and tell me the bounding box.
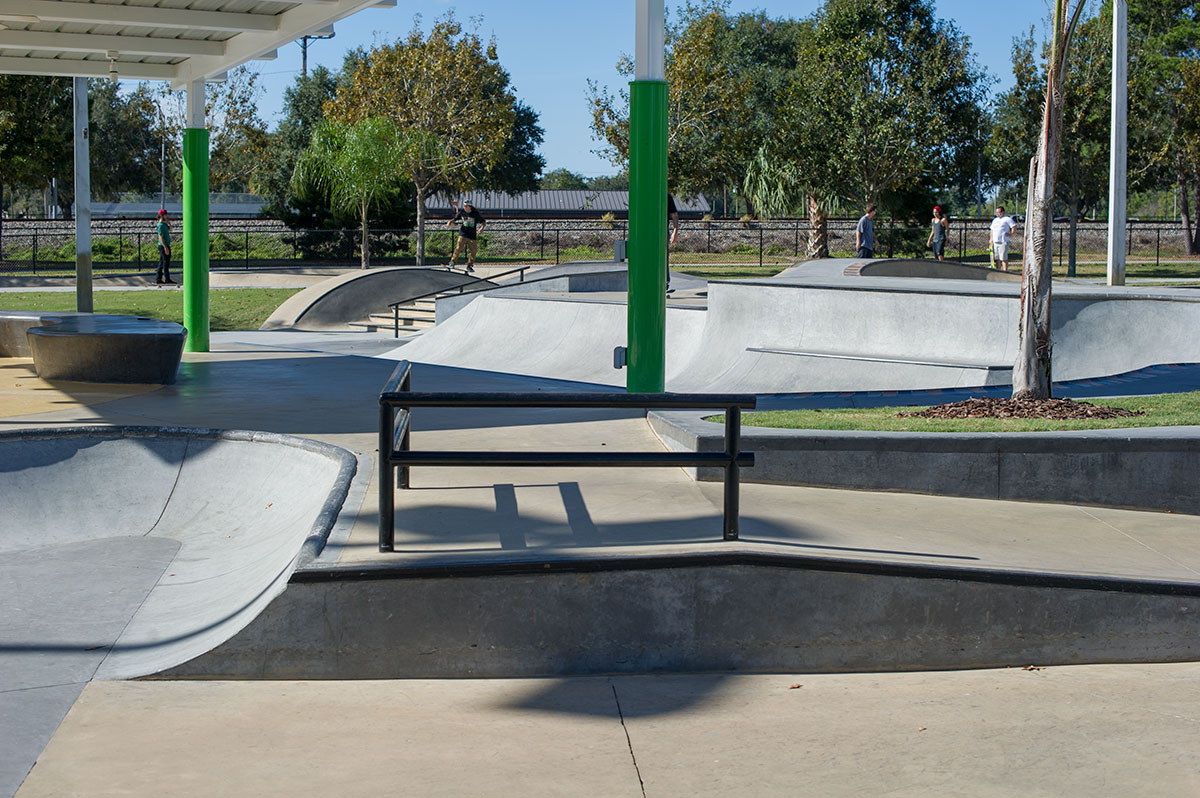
[0,218,1196,275]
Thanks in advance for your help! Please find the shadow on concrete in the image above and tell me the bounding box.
[501,674,736,719]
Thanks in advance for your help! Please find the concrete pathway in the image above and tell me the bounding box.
[17,664,1200,797]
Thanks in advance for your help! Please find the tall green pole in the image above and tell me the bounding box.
[182,126,209,352]
[627,81,668,392]
[627,0,668,393]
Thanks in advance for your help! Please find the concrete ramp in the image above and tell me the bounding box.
[388,262,1200,393]
[0,427,355,680]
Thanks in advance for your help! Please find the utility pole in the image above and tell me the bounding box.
[1106,0,1128,286]
[299,30,335,78]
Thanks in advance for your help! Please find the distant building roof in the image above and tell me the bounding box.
[428,190,710,218]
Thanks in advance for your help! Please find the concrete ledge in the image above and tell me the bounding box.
[649,411,1200,515]
[27,315,186,384]
[0,311,186,384]
[159,555,1200,678]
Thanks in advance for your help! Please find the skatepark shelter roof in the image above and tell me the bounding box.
[0,0,395,88]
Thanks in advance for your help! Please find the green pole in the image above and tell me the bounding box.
[182,127,209,352]
[627,79,668,393]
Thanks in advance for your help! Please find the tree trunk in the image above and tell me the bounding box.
[360,199,370,269]
[1013,1,1078,401]
[1177,165,1195,256]
[1067,192,1079,277]
[1192,180,1200,255]
[806,195,828,259]
[415,186,426,267]
[0,183,4,263]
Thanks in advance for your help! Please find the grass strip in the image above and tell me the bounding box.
[0,288,301,331]
[707,391,1200,432]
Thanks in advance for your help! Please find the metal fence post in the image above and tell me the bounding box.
[555,229,560,265]
[32,230,36,274]
[759,227,763,268]
[1156,227,1161,268]
[723,405,742,541]
[244,230,249,269]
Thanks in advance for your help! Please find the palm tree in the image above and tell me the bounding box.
[292,117,413,269]
[1013,0,1089,399]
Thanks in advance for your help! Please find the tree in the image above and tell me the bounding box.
[1012,0,1089,400]
[88,81,164,202]
[539,168,589,190]
[325,14,523,265]
[587,2,805,209]
[156,67,270,193]
[292,118,415,269]
[0,75,71,228]
[752,0,986,255]
[989,14,1111,273]
[257,66,338,216]
[473,101,545,195]
[1129,1,1200,253]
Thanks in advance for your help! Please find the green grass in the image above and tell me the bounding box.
[0,288,301,331]
[708,391,1200,432]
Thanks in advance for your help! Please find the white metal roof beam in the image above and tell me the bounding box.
[0,55,175,79]
[0,30,224,57]
[0,1,279,33]
[171,0,384,88]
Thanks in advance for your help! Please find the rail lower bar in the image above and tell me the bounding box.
[389,451,754,468]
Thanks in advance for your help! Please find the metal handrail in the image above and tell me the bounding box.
[388,264,532,337]
[378,360,756,552]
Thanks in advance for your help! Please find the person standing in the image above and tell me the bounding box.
[989,206,1018,271]
[927,206,949,261]
[155,209,175,285]
[666,192,680,294]
[855,204,877,258]
[446,198,486,273]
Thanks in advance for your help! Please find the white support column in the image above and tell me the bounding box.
[1107,0,1128,286]
[187,78,206,128]
[72,76,92,312]
[634,0,665,81]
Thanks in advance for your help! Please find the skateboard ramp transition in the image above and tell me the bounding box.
[0,427,356,681]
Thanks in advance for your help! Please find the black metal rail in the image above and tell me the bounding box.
[378,360,756,552]
[388,264,532,337]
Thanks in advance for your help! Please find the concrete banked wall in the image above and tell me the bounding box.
[392,258,1200,393]
[0,427,355,679]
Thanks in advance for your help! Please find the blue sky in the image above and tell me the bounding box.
[252,0,1062,177]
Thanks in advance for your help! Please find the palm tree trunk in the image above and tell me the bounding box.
[360,199,370,269]
[415,186,426,267]
[806,195,828,258]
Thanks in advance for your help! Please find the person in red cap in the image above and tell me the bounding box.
[155,209,175,285]
[927,205,948,261]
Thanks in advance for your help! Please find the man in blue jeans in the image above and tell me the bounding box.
[155,209,175,285]
[855,204,877,258]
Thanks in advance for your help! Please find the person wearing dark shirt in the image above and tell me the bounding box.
[666,193,680,293]
[155,209,175,285]
[446,199,486,273]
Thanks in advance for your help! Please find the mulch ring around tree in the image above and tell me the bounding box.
[899,397,1145,420]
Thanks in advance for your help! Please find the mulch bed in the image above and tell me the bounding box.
[899,396,1144,420]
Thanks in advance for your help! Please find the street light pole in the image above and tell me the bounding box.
[1106,0,1128,286]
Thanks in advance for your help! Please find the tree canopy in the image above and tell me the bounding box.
[325,13,532,264]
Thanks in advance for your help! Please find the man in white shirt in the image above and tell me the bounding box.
[989,206,1018,271]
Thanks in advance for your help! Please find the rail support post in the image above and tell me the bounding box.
[723,406,741,541]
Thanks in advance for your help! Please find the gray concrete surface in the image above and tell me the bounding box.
[0,427,355,796]
[650,410,1200,513]
[390,257,1200,393]
[16,666,1200,797]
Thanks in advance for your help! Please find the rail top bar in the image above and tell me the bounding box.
[382,361,412,394]
[382,391,757,410]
